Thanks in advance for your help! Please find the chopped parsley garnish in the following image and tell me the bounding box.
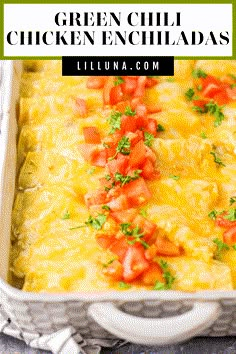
[166,77,175,82]
[169,174,180,180]
[102,205,111,211]
[210,151,225,167]
[120,223,149,249]
[107,111,122,134]
[185,88,196,101]
[197,84,203,91]
[213,238,230,260]
[103,142,111,149]
[114,170,142,186]
[139,208,148,217]
[205,102,225,127]
[144,132,155,147]
[70,214,107,231]
[228,74,236,81]
[192,105,205,114]
[119,281,131,289]
[231,84,236,89]
[103,258,116,268]
[230,197,236,206]
[223,208,236,221]
[153,281,166,290]
[157,124,165,132]
[105,174,111,181]
[208,209,219,220]
[159,260,175,289]
[62,210,70,220]
[108,136,131,160]
[192,68,207,78]
[114,76,124,86]
[125,106,136,116]
[233,245,236,250]
[200,132,207,139]
[87,167,96,175]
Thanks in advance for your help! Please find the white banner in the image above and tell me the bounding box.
[4,3,233,57]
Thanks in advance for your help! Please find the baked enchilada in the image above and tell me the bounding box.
[10,60,236,292]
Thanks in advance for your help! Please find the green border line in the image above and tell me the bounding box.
[0,0,235,60]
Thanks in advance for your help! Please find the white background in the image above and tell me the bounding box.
[4,3,233,57]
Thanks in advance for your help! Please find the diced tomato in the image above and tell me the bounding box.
[226,87,236,100]
[110,85,123,105]
[135,112,148,129]
[155,237,181,256]
[120,115,137,133]
[135,103,148,118]
[84,189,107,207]
[83,127,101,144]
[146,104,162,114]
[109,237,129,262]
[145,77,159,88]
[122,245,149,282]
[107,194,129,211]
[140,263,164,286]
[103,76,115,105]
[96,235,116,249]
[79,143,98,162]
[74,98,87,117]
[216,213,236,229]
[103,260,123,281]
[132,214,157,240]
[90,149,107,167]
[223,226,236,245]
[126,131,143,147]
[129,140,146,168]
[134,76,147,98]
[201,75,221,91]
[107,154,129,176]
[193,99,208,110]
[111,208,137,223]
[121,77,137,95]
[144,146,157,164]
[146,118,158,137]
[141,159,160,180]
[122,178,152,207]
[144,244,158,260]
[87,76,107,89]
[213,91,230,105]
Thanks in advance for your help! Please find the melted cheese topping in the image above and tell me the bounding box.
[10,60,236,292]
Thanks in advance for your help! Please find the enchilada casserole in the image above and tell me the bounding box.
[10,60,236,292]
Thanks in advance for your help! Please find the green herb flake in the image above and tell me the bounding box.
[102,205,111,211]
[223,209,236,222]
[85,214,107,230]
[87,167,96,175]
[213,238,230,260]
[114,76,124,86]
[200,132,207,139]
[139,208,148,217]
[124,106,136,116]
[157,124,165,132]
[103,142,111,149]
[192,68,207,79]
[185,88,195,101]
[159,260,175,289]
[230,197,236,206]
[228,74,236,81]
[169,175,180,181]
[62,210,70,220]
[107,111,122,134]
[103,258,116,268]
[115,169,142,187]
[119,281,131,289]
[210,151,225,167]
[208,209,219,220]
[232,245,236,251]
[197,84,203,91]
[166,77,175,82]
[144,132,155,147]
[205,102,225,127]
[231,84,236,89]
[105,174,111,181]
[153,281,166,290]
[120,223,149,249]
[192,105,205,114]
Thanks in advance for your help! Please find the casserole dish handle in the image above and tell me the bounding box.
[88,301,220,345]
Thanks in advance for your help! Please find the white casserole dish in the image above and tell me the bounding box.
[1,60,236,352]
